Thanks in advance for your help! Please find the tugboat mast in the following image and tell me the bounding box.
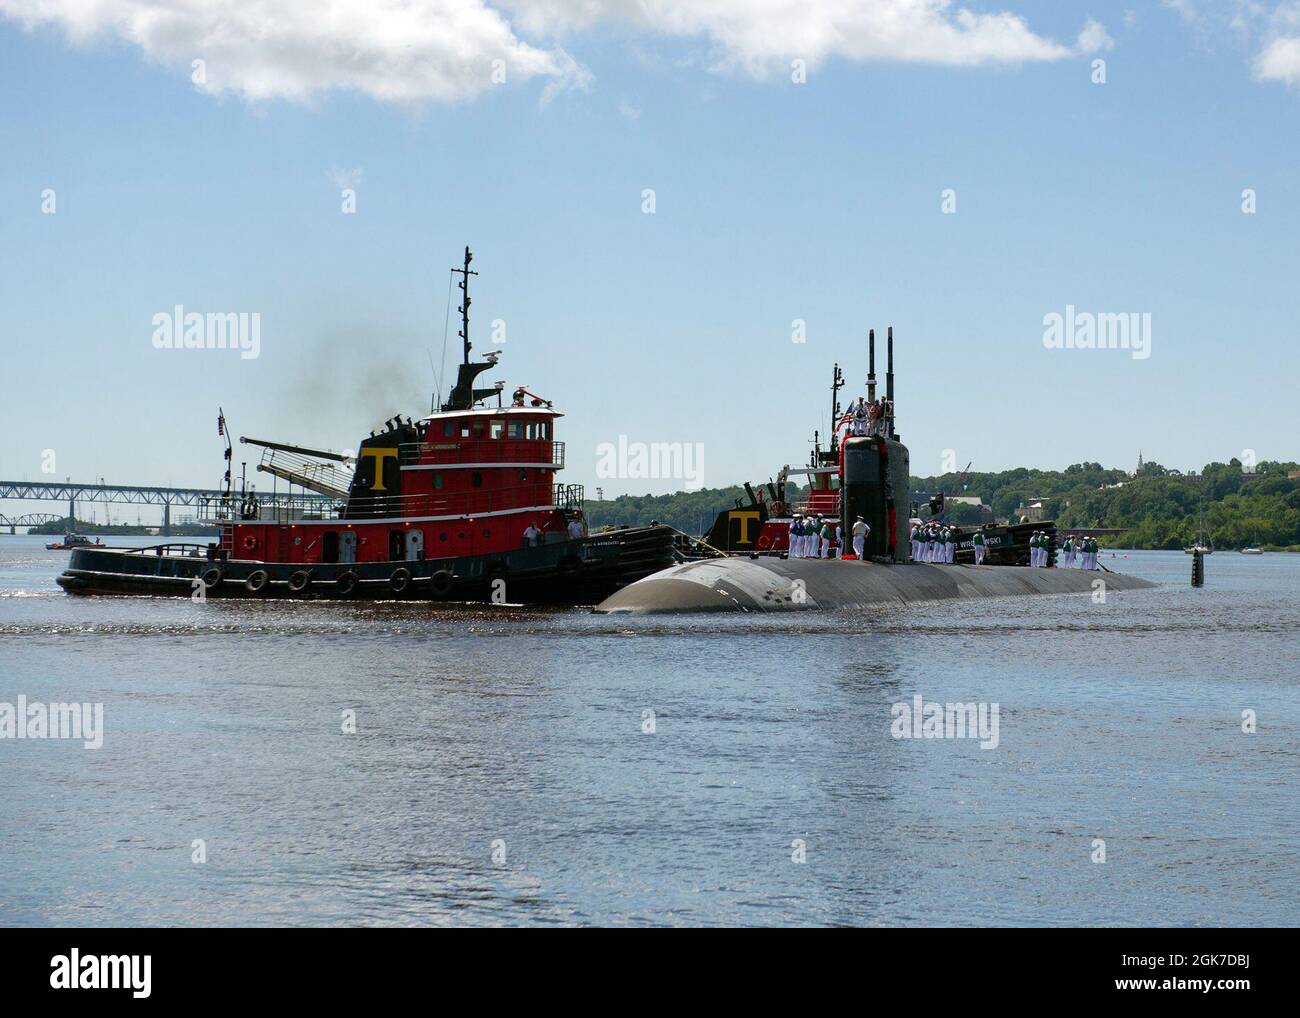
[454,245,479,366]
[440,246,501,413]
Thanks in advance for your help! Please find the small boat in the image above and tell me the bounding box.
[1185,513,1213,554]
[46,534,104,551]
[1240,546,1263,555]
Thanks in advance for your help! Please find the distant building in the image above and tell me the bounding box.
[946,494,993,524]
[1015,498,1055,523]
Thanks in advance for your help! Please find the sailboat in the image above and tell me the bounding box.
[1184,512,1213,554]
[1241,530,1263,555]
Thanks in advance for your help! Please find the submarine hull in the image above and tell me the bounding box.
[594,557,1156,614]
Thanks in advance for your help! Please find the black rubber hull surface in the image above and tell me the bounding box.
[57,526,674,605]
[594,557,1157,614]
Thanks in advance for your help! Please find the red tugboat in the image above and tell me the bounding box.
[57,249,674,603]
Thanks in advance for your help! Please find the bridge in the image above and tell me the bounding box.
[0,512,64,535]
[0,479,338,536]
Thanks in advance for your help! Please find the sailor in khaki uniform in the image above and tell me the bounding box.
[852,516,869,560]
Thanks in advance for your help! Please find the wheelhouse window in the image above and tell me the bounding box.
[489,419,505,440]
[507,421,524,439]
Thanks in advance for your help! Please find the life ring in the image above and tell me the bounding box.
[335,571,358,596]
[389,567,411,594]
[244,569,269,593]
[770,500,787,517]
[288,570,312,594]
[429,570,454,598]
[757,533,772,550]
[242,535,257,552]
[201,566,224,589]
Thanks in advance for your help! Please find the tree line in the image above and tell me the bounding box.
[587,459,1300,551]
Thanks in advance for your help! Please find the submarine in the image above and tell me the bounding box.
[596,327,1156,615]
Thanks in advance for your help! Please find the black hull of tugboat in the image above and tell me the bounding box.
[56,526,674,605]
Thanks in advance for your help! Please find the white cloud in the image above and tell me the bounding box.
[1255,34,1300,84]
[0,0,1083,107]
[505,1,1074,74]
[1162,0,1205,26]
[0,0,586,104]
[327,166,363,190]
[1076,18,1115,54]
[1160,1,1300,91]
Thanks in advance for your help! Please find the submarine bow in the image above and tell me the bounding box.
[594,558,1156,614]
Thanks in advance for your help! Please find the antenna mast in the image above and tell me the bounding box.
[453,246,478,366]
[830,362,844,436]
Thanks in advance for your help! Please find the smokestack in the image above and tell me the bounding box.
[886,326,894,404]
[867,329,877,402]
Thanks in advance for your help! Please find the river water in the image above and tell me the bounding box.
[1,535,1296,926]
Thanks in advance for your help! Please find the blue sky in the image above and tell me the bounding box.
[1,1,1298,516]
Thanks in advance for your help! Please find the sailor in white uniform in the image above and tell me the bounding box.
[851,398,869,437]
[909,524,921,562]
[972,529,985,565]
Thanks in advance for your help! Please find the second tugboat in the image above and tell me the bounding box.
[58,248,674,603]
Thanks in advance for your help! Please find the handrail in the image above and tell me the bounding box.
[197,481,581,525]
[125,542,211,557]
